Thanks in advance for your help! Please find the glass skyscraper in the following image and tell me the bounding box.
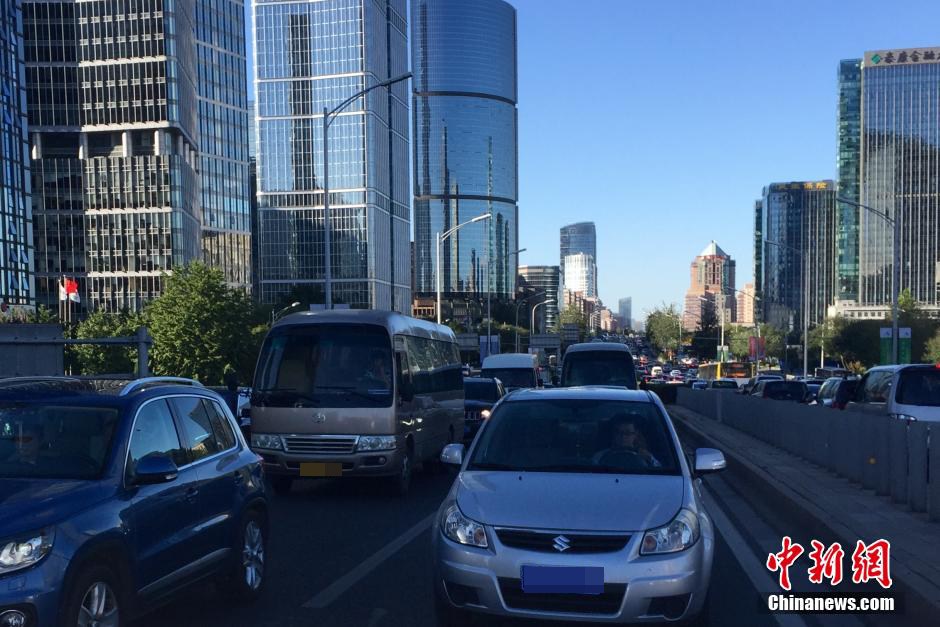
[518,265,559,331]
[255,0,411,311]
[412,0,518,301]
[753,199,763,321]
[25,0,250,313]
[857,48,940,318]
[0,0,33,312]
[760,182,836,333]
[560,222,597,297]
[835,59,862,305]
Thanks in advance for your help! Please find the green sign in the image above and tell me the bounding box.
[900,328,912,364]
[880,328,912,364]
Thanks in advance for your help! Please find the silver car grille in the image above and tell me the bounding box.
[495,528,631,554]
[283,435,358,454]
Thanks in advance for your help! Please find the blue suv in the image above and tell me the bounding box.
[0,377,269,627]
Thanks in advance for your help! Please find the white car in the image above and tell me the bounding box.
[847,364,940,422]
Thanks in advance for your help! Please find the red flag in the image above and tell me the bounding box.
[65,278,80,303]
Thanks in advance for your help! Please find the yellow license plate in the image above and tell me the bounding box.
[299,462,343,477]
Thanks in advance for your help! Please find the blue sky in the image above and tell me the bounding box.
[245,0,940,319]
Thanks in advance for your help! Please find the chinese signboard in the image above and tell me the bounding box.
[769,181,831,192]
[866,48,940,67]
[879,328,912,365]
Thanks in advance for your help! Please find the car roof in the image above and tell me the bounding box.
[464,377,500,385]
[0,377,220,407]
[482,353,538,368]
[274,309,457,343]
[504,387,654,403]
[564,343,631,354]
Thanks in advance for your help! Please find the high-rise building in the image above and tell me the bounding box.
[682,241,735,331]
[736,282,756,326]
[560,222,596,296]
[25,0,250,313]
[851,48,940,319]
[254,0,411,311]
[1,0,33,314]
[197,0,251,290]
[759,182,836,332]
[518,265,560,331]
[753,199,763,321]
[412,0,518,303]
[618,297,632,329]
[563,253,596,299]
[835,59,862,307]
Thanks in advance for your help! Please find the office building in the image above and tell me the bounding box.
[254,0,411,311]
[834,59,862,307]
[518,265,560,331]
[25,0,250,313]
[682,241,735,331]
[753,199,763,321]
[560,221,596,296]
[563,253,596,299]
[759,182,836,332]
[851,48,940,319]
[412,0,518,303]
[736,282,756,325]
[618,297,632,329]
[1,0,33,314]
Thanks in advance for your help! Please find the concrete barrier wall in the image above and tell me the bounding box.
[676,387,936,520]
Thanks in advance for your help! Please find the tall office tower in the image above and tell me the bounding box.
[412,0,518,304]
[753,199,763,321]
[197,0,251,289]
[25,0,250,313]
[834,59,862,308]
[563,252,596,298]
[852,48,940,319]
[682,241,736,332]
[518,265,560,331]
[255,0,411,311]
[759,182,836,332]
[1,0,33,313]
[560,221,596,296]
[736,282,756,325]
[618,297,632,329]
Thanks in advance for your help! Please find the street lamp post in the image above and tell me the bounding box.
[532,300,549,337]
[836,196,900,364]
[515,290,545,352]
[322,72,412,309]
[436,213,492,324]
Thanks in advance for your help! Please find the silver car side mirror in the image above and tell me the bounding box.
[441,443,465,466]
[694,448,726,474]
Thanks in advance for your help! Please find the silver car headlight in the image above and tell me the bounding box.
[251,433,283,450]
[640,509,700,555]
[441,504,488,548]
[0,529,55,575]
[356,435,397,452]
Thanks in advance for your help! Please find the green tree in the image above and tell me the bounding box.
[925,329,940,363]
[72,310,144,375]
[897,288,921,324]
[146,263,256,385]
[756,324,785,360]
[727,325,755,360]
[556,306,588,332]
[644,304,682,356]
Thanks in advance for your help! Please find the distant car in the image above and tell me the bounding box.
[691,380,708,390]
[481,353,541,391]
[432,387,724,625]
[0,377,269,627]
[751,380,811,402]
[741,374,784,395]
[708,379,739,390]
[560,343,637,390]
[670,370,683,378]
[463,377,505,440]
[847,364,940,422]
[815,377,843,407]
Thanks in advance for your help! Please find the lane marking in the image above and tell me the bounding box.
[303,512,437,609]
[702,485,810,627]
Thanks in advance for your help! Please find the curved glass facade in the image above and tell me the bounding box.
[412,0,518,299]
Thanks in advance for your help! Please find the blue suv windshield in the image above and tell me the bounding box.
[0,403,120,479]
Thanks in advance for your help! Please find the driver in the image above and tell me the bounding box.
[593,415,662,468]
[364,350,391,388]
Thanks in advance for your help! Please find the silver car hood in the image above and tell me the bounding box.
[455,471,685,532]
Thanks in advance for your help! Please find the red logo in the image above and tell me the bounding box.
[808,540,845,585]
[766,536,804,591]
[851,539,892,589]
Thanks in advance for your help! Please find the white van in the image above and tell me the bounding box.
[480,353,541,391]
[847,364,940,422]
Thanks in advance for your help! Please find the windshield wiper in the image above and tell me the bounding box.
[252,388,320,405]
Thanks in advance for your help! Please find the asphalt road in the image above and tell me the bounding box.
[132,459,781,627]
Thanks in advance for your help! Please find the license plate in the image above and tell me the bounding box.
[299,462,343,477]
[521,565,604,594]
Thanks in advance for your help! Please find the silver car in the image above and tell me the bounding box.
[431,387,725,624]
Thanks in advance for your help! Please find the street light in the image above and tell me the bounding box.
[436,213,492,324]
[515,290,545,352]
[836,196,900,364]
[322,72,412,309]
[532,300,549,337]
[765,239,810,377]
[271,301,301,325]
[697,295,725,362]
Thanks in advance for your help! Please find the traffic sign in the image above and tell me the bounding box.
[530,334,561,349]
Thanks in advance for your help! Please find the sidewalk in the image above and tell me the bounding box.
[670,405,940,622]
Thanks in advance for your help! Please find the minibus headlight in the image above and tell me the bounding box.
[357,436,397,452]
[251,433,283,450]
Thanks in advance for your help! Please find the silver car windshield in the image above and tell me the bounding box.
[467,399,679,475]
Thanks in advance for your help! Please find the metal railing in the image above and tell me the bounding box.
[0,326,152,377]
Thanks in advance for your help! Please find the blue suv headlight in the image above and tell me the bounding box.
[0,528,55,575]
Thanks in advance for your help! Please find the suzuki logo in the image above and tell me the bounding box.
[312,413,327,424]
[553,535,571,552]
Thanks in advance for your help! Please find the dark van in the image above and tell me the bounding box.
[559,343,638,390]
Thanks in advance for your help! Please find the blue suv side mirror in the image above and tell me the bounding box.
[134,454,179,485]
